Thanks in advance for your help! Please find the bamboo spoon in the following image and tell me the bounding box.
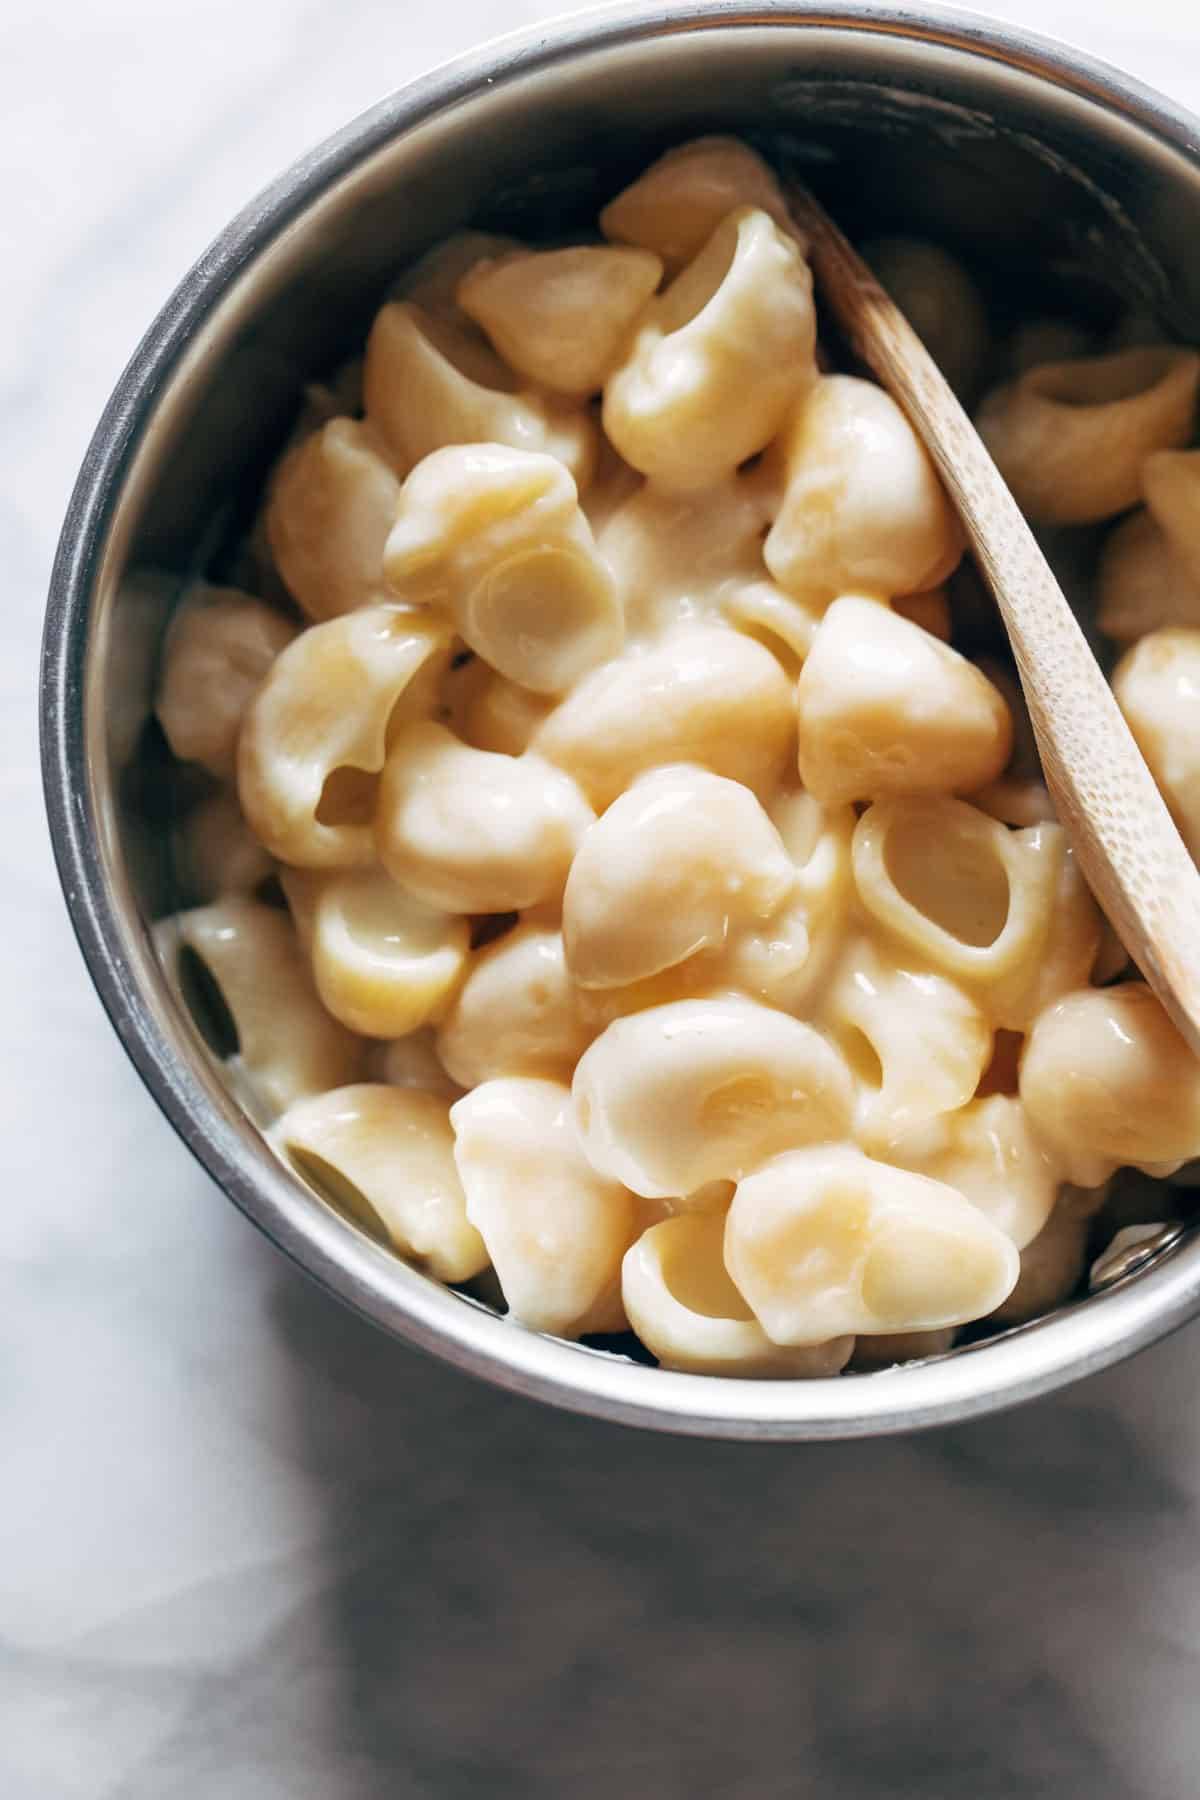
[787,185,1200,1059]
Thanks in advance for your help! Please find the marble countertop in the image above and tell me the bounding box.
[7,1,1200,1794]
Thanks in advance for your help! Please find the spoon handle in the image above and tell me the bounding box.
[788,184,1200,1057]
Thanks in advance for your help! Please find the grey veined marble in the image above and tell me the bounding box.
[6,0,1200,1794]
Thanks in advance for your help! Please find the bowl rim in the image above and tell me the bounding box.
[40,0,1200,1440]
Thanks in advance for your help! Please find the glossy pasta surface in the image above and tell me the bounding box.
[153,140,1200,1377]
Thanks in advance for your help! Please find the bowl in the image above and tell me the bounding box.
[40,0,1200,1439]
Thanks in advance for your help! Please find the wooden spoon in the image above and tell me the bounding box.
[788,185,1200,1059]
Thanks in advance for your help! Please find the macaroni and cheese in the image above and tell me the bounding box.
[153,136,1200,1378]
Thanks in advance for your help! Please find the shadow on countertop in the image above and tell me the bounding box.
[103,1216,1199,1800]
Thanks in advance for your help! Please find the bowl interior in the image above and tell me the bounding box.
[50,7,1200,1437]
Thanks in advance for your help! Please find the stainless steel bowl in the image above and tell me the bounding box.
[40,0,1200,1439]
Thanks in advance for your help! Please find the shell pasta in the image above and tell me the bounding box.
[153,138,1200,1377]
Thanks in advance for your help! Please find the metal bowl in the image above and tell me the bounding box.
[40,0,1200,1439]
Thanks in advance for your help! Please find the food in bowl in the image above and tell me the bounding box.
[151,136,1200,1378]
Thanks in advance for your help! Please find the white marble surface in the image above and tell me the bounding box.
[7,1,1200,1794]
